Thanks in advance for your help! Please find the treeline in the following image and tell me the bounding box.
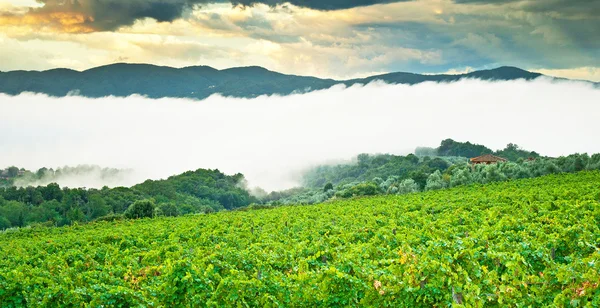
[0,165,129,188]
[0,166,24,187]
[302,154,465,189]
[416,139,541,161]
[262,153,599,206]
[0,169,254,230]
[303,140,539,191]
[1,139,597,230]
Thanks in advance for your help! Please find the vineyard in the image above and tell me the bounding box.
[1,171,600,307]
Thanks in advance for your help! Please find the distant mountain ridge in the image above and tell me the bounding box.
[0,64,577,100]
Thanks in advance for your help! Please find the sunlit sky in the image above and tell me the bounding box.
[0,0,598,80]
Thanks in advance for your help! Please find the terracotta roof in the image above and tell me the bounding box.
[470,154,508,163]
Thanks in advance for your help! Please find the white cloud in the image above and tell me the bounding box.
[534,67,600,82]
[0,78,598,191]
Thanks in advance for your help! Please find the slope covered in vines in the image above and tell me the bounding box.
[1,171,600,306]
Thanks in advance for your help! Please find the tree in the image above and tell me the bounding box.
[323,183,334,192]
[86,194,111,220]
[124,200,155,219]
[397,179,419,194]
[66,208,85,223]
[337,182,380,198]
[405,154,420,164]
[415,147,437,157]
[425,170,447,191]
[6,166,19,178]
[357,154,370,167]
[450,168,472,187]
[427,158,450,171]
[574,156,585,172]
[36,167,49,179]
[26,206,59,225]
[0,216,10,230]
[0,201,27,227]
[40,183,63,201]
[480,164,507,183]
[500,162,530,179]
[159,203,179,217]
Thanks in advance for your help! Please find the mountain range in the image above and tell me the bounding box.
[0,64,585,100]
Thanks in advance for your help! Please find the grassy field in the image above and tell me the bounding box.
[1,171,600,307]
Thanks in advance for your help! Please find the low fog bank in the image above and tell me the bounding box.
[0,77,598,191]
[12,165,135,188]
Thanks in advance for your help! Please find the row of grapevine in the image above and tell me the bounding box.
[1,171,600,306]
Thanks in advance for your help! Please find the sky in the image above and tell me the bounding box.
[1,78,599,190]
[0,0,598,80]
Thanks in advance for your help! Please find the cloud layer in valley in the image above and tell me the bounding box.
[0,77,599,191]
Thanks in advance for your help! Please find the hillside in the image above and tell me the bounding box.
[1,171,599,306]
[0,168,254,229]
[0,64,543,99]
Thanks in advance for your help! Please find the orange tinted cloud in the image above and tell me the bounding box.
[0,10,95,33]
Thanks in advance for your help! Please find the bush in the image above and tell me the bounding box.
[397,179,420,194]
[124,200,155,219]
[159,203,179,217]
[338,182,380,198]
[450,168,472,187]
[0,216,11,230]
[95,213,124,222]
[425,170,447,191]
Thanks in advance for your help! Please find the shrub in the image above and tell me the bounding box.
[95,213,124,222]
[124,200,155,219]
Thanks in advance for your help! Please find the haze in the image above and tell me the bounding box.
[1,78,598,191]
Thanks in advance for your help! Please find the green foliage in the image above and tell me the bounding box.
[133,169,253,210]
[414,146,437,156]
[495,143,540,161]
[94,213,124,222]
[435,139,540,161]
[0,168,253,229]
[159,203,180,217]
[450,168,472,187]
[437,138,493,158]
[302,153,463,189]
[1,172,599,306]
[336,182,380,198]
[0,216,10,230]
[425,170,447,191]
[6,166,19,178]
[397,178,419,194]
[124,200,155,219]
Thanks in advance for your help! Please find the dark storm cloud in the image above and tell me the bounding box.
[230,0,401,10]
[18,0,405,32]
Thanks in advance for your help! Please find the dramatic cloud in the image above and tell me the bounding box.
[453,0,600,18]
[1,78,598,191]
[0,0,598,81]
[0,0,405,32]
[231,0,402,10]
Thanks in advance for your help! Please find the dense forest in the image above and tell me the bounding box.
[416,138,541,161]
[305,139,540,190]
[0,169,254,230]
[1,139,598,230]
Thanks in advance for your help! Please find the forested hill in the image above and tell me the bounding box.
[0,168,255,229]
[0,65,543,99]
[301,139,542,189]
